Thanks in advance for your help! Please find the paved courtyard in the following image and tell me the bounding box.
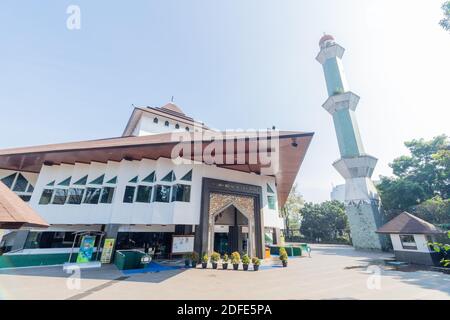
[0,244,449,300]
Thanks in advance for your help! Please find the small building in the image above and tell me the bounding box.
[376,212,445,266]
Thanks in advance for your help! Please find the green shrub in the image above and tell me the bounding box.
[231,251,241,264]
[279,248,288,262]
[252,257,261,266]
[190,252,199,262]
[210,251,220,263]
[242,254,250,265]
[201,253,209,263]
[222,254,229,263]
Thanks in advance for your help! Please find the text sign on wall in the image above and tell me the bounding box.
[100,238,115,264]
[171,236,195,254]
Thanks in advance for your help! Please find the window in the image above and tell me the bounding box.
[154,185,171,202]
[84,187,101,204]
[267,184,274,194]
[100,187,115,204]
[47,180,55,186]
[185,127,190,132]
[161,171,176,182]
[67,188,85,205]
[123,186,136,203]
[13,173,28,192]
[1,173,17,189]
[164,121,169,127]
[26,184,34,193]
[106,176,117,184]
[175,124,180,129]
[136,185,152,203]
[180,170,192,181]
[129,176,138,183]
[39,189,54,205]
[24,231,85,249]
[153,117,158,123]
[171,184,191,202]
[89,174,105,185]
[142,171,156,183]
[19,195,32,202]
[400,235,418,250]
[74,175,88,185]
[268,196,276,210]
[58,177,71,187]
[52,189,68,205]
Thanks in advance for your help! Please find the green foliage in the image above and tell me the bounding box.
[231,252,241,264]
[429,231,450,267]
[299,200,349,242]
[280,184,304,239]
[279,248,288,262]
[201,253,209,263]
[440,1,450,31]
[210,252,220,263]
[378,135,450,225]
[222,254,229,263]
[190,252,199,262]
[252,257,261,266]
[242,254,250,265]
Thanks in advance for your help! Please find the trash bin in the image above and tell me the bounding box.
[114,250,147,270]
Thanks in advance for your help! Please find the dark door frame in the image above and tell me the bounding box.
[195,178,264,258]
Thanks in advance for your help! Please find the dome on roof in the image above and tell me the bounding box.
[161,103,185,115]
[319,34,335,48]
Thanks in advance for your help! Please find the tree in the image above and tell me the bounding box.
[378,134,449,225]
[280,184,304,238]
[299,201,349,243]
[440,1,450,31]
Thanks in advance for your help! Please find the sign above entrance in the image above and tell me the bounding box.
[172,235,195,254]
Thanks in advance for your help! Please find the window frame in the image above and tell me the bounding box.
[399,234,418,250]
[154,184,171,203]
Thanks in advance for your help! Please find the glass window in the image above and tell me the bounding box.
[58,177,71,186]
[13,173,28,192]
[24,231,82,249]
[84,187,101,204]
[175,124,180,129]
[136,185,152,203]
[123,186,136,203]
[39,189,54,205]
[89,174,105,185]
[400,235,418,250]
[67,188,85,205]
[161,171,175,182]
[142,171,155,183]
[153,117,158,123]
[154,185,171,203]
[106,176,117,184]
[100,187,115,204]
[268,196,276,210]
[52,189,68,205]
[19,195,32,202]
[164,121,169,127]
[180,170,192,181]
[129,176,138,183]
[1,173,17,189]
[26,184,34,193]
[185,127,190,132]
[267,184,274,194]
[74,175,88,186]
[171,184,191,202]
[47,180,55,186]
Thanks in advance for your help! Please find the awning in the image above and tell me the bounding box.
[0,181,49,229]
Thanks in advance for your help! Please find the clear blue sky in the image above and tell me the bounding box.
[0,0,448,202]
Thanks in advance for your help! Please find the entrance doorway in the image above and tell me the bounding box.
[213,206,249,255]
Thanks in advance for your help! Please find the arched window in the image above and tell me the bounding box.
[185,127,190,132]
[165,121,169,127]
[175,124,180,129]
[153,117,158,124]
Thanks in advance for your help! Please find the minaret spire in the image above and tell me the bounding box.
[316,34,387,251]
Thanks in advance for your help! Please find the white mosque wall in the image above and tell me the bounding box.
[26,158,283,229]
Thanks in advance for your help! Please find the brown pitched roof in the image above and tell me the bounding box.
[0,131,314,207]
[0,182,49,229]
[376,212,444,235]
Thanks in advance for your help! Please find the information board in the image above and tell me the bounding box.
[171,235,195,254]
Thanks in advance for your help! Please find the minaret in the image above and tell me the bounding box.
[316,35,387,250]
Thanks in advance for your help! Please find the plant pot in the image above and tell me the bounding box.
[243,264,249,271]
[212,262,218,269]
[185,259,190,267]
[191,261,197,268]
[222,263,228,270]
[202,262,208,269]
[254,265,260,271]
[233,264,239,270]
[282,260,288,267]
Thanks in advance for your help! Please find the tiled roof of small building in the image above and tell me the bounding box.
[376,212,444,235]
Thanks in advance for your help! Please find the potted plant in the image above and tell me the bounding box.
[222,254,229,270]
[231,251,240,270]
[190,252,199,268]
[279,247,288,267]
[252,257,261,271]
[183,253,191,267]
[201,253,209,269]
[241,254,250,271]
[211,251,220,269]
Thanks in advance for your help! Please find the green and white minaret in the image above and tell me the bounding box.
[316,35,387,250]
